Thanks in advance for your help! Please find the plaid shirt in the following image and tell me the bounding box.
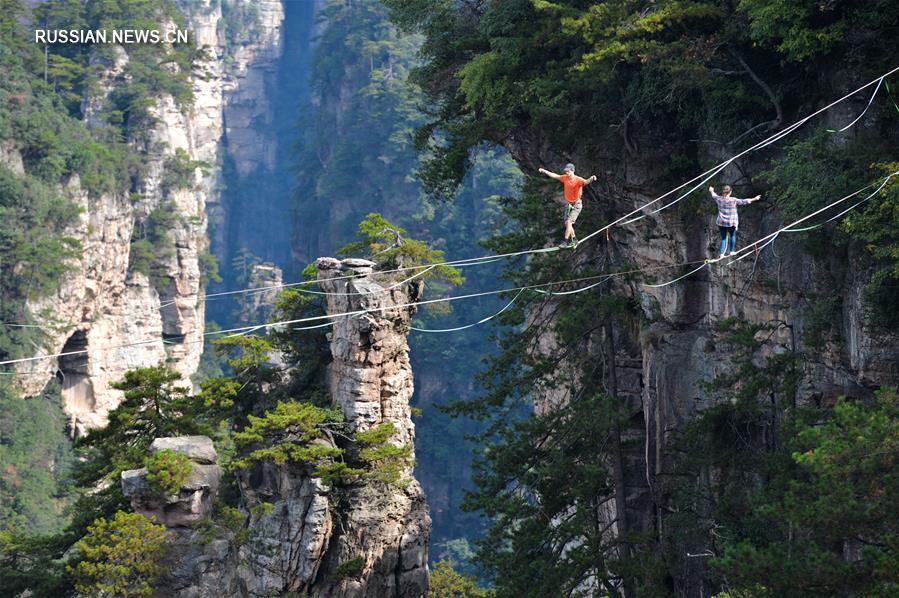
[711,192,752,228]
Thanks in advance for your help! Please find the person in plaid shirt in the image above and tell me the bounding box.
[709,185,761,259]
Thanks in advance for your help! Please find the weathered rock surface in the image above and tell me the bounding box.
[10,1,289,434]
[312,257,430,597]
[122,436,221,528]
[148,258,429,597]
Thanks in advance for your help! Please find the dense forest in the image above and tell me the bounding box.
[1,0,898,596]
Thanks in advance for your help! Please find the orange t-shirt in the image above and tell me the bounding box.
[560,173,587,202]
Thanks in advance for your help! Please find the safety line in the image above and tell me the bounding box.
[4,67,897,361]
[643,263,709,288]
[0,322,338,377]
[0,266,691,369]
[827,77,882,133]
[648,171,898,285]
[409,290,524,333]
[156,257,507,310]
[138,65,899,311]
[776,179,886,233]
[579,66,899,242]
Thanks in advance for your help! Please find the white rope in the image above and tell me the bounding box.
[619,162,730,226]
[280,264,437,297]
[643,263,708,288]
[409,289,525,333]
[532,279,610,295]
[579,67,899,243]
[0,272,625,368]
[648,171,898,285]
[828,77,883,133]
[141,67,899,313]
[777,180,884,233]
[4,70,897,361]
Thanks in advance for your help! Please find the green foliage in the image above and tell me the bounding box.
[384,0,898,195]
[0,381,73,535]
[355,423,413,486]
[232,401,413,488]
[70,511,167,597]
[842,163,899,326]
[0,162,80,359]
[339,212,463,284]
[713,388,899,596]
[199,250,222,286]
[428,559,493,598]
[162,147,209,194]
[339,212,463,315]
[231,401,348,477]
[129,201,178,285]
[0,529,71,596]
[145,449,192,495]
[71,365,203,535]
[334,555,365,579]
[294,0,432,242]
[737,0,857,62]
[203,334,283,427]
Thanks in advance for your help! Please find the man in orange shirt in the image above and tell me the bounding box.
[538,163,597,248]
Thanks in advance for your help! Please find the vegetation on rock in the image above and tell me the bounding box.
[145,449,192,496]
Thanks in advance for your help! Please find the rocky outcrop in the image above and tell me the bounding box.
[236,262,284,324]
[13,1,291,434]
[122,436,221,527]
[312,257,430,597]
[145,258,429,597]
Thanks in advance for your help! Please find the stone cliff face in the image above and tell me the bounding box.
[506,107,899,592]
[11,1,288,433]
[133,258,429,598]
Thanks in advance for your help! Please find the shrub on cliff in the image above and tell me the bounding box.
[145,449,192,495]
[427,560,493,598]
[232,400,414,488]
[69,511,167,597]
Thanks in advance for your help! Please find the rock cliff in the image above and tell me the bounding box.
[133,258,429,597]
[507,109,899,591]
[11,1,288,434]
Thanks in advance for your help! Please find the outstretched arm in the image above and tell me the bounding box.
[584,175,598,185]
[709,186,720,200]
[538,167,561,180]
[734,194,761,206]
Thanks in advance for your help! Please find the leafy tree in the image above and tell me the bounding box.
[0,530,70,596]
[70,365,202,534]
[231,400,348,475]
[339,212,463,286]
[713,388,899,596]
[841,163,899,326]
[232,400,414,488]
[0,380,73,534]
[69,511,167,598]
[428,559,493,598]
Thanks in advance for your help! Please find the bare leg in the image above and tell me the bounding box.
[564,220,574,239]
